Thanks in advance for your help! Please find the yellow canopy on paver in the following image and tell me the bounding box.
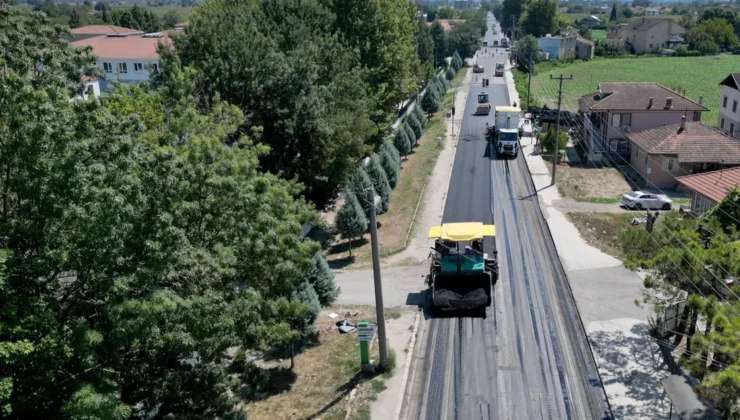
[428,222,496,242]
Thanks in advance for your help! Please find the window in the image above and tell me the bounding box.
[636,149,639,158]
[693,193,715,215]
[731,123,735,136]
[662,158,676,171]
[649,44,653,48]
[645,155,648,167]
[721,118,725,129]
[86,84,94,97]
[734,100,738,113]
[611,113,631,128]
[723,96,728,108]
[134,63,143,72]
[694,111,700,121]
[151,63,159,72]
[103,62,113,73]
[118,62,128,74]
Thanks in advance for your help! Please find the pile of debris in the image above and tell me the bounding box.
[326,310,361,334]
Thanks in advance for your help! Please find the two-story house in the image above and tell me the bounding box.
[537,31,577,60]
[71,32,172,93]
[611,17,684,54]
[718,73,740,139]
[577,82,708,162]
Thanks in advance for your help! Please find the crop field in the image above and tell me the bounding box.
[530,55,739,124]
[591,29,606,40]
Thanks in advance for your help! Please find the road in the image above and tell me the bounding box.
[404,16,612,420]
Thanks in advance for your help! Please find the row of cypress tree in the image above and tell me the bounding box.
[421,50,464,116]
[335,93,432,255]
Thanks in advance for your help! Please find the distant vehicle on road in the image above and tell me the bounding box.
[483,41,488,47]
[621,191,673,210]
[501,37,509,47]
[476,91,491,115]
[494,62,504,77]
[473,64,484,73]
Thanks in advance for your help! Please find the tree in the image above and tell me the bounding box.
[445,67,456,81]
[692,18,739,50]
[430,20,447,68]
[407,112,423,141]
[102,8,110,23]
[679,12,696,31]
[404,121,417,148]
[307,252,338,306]
[698,6,737,27]
[437,6,455,19]
[382,141,402,168]
[366,156,392,213]
[33,0,58,17]
[347,169,375,222]
[380,149,400,188]
[163,10,181,29]
[0,8,324,416]
[622,7,633,19]
[610,4,618,22]
[502,0,525,34]
[416,19,435,81]
[538,128,568,154]
[167,0,378,208]
[335,190,368,256]
[516,35,540,72]
[422,84,441,115]
[413,102,427,126]
[447,21,481,58]
[68,8,80,28]
[436,73,449,92]
[520,0,559,38]
[632,0,651,7]
[95,1,108,11]
[393,127,412,159]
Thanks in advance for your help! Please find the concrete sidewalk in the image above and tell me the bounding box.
[504,65,676,419]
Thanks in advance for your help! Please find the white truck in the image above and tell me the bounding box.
[487,106,521,158]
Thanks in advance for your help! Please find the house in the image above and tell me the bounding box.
[425,19,466,32]
[615,17,685,54]
[575,36,594,61]
[578,82,708,160]
[82,76,101,100]
[537,31,576,60]
[718,73,740,139]
[70,32,172,93]
[69,24,142,42]
[627,120,740,189]
[646,8,660,16]
[677,167,740,215]
[579,15,603,27]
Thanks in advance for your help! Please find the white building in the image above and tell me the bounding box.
[719,73,740,139]
[646,8,660,16]
[71,30,172,93]
[82,77,101,99]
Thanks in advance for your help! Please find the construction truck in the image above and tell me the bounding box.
[428,223,498,311]
[476,92,491,115]
[487,106,521,158]
[494,62,504,77]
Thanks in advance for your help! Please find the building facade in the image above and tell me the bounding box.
[718,73,740,139]
[537,32,576,60]
[610,17,684,54]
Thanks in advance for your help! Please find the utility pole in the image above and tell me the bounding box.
[549,74,573,186]
[366,188,388,369]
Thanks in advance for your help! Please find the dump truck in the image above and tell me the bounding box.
[494,62,504,77]
[487,106,521,158]
[428,223,498,311]
[476,92,491,115]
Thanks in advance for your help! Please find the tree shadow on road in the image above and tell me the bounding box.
[588,321,674,419]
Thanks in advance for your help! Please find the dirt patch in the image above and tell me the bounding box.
[244,307,377,420]
[326,69,469,269]
[550,165,631,203]
[565,212,636,260]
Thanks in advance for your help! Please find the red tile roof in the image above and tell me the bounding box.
[627,122,740,164]
[70,25,141,35]
[677,167,740,202]
[424,19,466,32]
[71,33,172,60]
[579,82,708,113]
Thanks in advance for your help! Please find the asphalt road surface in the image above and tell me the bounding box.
[404,16,612,420]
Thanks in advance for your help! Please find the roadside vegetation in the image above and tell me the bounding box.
[566,212,636,259]
[549,165,632,204]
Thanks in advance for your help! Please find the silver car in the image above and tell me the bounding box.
[621,191,673,210]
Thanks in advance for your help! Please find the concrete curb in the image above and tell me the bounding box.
[402,182,427,249]
[393,312,421,420]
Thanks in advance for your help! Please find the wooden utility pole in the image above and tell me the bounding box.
[549,74,573,186]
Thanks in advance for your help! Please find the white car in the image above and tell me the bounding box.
[621,191,673,210]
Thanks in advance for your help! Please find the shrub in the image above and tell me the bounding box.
[379,149,399,188]
[366,155,392,213]
[446,67,456,81]
[421,87,440,115]
[404,122,417,147]
[335,190,368,256]
[407,113,423,140]
[393,127,411,158]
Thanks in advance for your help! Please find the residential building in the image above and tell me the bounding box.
[627,120,740,189]
[71,32,172,92]
[677,167,740,215]
[646,8,660,16]
[575,36,594,61]
[455,0,481,9]
[579,15,603,27]
[69,24,142,42]
[718,73,740,139]
[537,31,576,60]
[82,77,101,100]
[425,19,466,32]
[609,17,684,54]
[577,82,708,161]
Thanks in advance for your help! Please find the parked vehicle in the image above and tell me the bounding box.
[621,191,673,210]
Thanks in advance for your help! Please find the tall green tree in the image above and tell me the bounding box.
[167,0,377,207]
[307,252,339,306]
[502,0,525,34]
[379,149,400,189]
[422,85,441,115]
[335,190,367,256]
[407,112,423,140]
[162,9,181,29]
[520,0,559,38]
[609,3,618,22]
[447,21,481,58]
[68,8,80,28]
[393,126,412,159]
[430,20,447,68]
[404,121,417,148]
[366,155,392,213]
[350,168,375,216]
[691,18,739,50]
[516,35,540,72]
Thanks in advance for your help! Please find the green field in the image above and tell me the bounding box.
[591,29,606,40]
[530,55,737,124]
[564,12,608,24]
